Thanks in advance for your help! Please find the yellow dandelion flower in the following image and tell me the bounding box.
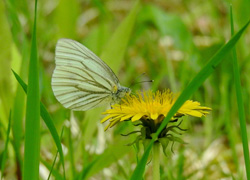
[101,89,211,131]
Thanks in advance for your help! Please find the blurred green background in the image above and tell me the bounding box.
[0,0,250,179]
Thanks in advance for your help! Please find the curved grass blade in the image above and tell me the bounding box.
[0,111,11,179]
[130,19,250,180]
[230,6,250,179]
[12,70,65,180]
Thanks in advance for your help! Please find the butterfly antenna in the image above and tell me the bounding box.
[129,80,154,88]
[129,72,146,87]
[129,72,145,85]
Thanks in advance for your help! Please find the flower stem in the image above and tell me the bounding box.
[153,142,160,180]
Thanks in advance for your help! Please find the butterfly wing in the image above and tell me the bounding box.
[52,38,120,111]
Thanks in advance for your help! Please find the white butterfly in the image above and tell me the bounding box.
[51,39,131,111]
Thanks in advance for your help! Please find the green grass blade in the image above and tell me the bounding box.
[230,7,250,179]
[12,70,66,179]
[0,111,11,179]
[22,0,40,179]
[130,19,250,180]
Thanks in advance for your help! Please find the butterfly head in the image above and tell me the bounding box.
[119,86,131,96]
[112,85,131,103]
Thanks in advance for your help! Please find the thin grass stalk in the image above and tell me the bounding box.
[230,6,250,179]
[47,127,65,180]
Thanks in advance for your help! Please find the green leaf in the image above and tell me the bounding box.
[130,19,250,180]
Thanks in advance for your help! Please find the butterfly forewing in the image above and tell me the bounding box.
[52,39,119,111]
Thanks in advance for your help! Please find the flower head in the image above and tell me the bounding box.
[101,89,211,154]
[101,89,211,131]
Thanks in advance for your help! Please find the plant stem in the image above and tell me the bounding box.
[153,142,160,180]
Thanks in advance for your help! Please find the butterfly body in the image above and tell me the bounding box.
[52,39,130,111]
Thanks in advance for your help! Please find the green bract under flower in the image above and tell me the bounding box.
[101,90,211,130]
